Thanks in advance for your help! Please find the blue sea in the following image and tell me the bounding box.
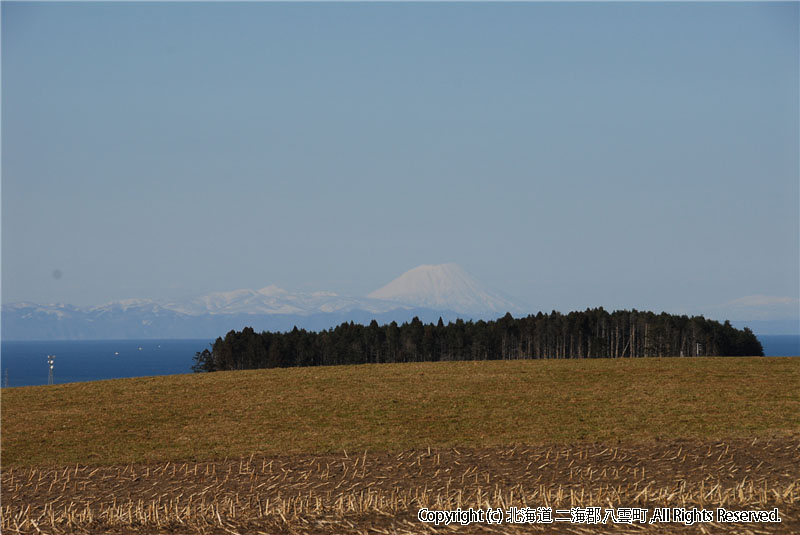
[1,335,798,388]
[1,339,213,388]
[758,335,800,357]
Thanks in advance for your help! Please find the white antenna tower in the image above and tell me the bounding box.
[47,355,56,385]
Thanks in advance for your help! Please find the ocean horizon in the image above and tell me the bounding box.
[0,339,212,388]
[2,335,798,388]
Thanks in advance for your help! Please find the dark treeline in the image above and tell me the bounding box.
[192,309,763,372]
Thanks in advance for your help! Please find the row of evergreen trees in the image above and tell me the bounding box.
[192,309,763,372]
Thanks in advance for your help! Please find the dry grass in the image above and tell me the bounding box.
[2,357,799,533]
[3,439,799,534]
[2,357,799,466]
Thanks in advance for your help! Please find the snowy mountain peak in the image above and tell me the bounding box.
[367,264,522,315]
[257,285,289,296]
[3,265,529,340]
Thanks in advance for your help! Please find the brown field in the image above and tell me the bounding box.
[3,438,799,534]
[2,357,799,533]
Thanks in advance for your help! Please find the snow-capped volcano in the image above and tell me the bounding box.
[3,264,526,339]
[368,263,523,315]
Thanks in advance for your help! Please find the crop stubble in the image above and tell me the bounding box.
[3,437,799,534]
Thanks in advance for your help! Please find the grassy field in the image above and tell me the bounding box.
[3,357,799,534]
[3,357,798,466]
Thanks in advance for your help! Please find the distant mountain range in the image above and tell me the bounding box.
[4,264,796,340]
[2,264,526,340]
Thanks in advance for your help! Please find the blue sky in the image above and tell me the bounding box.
[2,2,798,322]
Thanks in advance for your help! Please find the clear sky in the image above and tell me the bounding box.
[2,2,798,322]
